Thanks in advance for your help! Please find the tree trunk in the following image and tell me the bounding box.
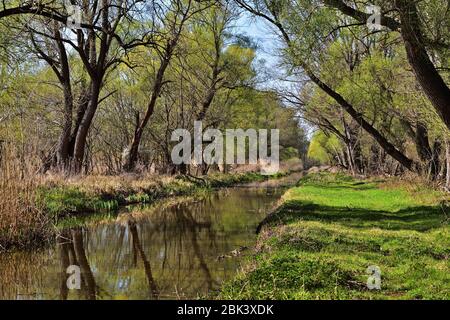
[124,127,144,171]
[54,29,73,170]
[73,80,101,173]
[345,143,355,175]
[123,57,170,172]
[68,82,90,157]
[429,140,442,180]
[395,0,450,131]
[56,83,73,170]
[412,122,442,179]
[414,122,432,163]
[308,70,416,171]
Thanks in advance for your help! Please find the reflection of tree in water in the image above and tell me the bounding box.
[173,203,219,293]
[110,195,222,298]
[128,219,159,299]
[0,189,282,299]
[57,232,71,300]
[58,228,97,300]
[54,189,281,299]
[56,204,219,299]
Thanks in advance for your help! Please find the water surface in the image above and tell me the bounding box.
[0,186,287,300]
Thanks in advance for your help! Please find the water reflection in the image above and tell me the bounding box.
[128,220,159,299]
[57,229,97,300]
[0,188,283,300]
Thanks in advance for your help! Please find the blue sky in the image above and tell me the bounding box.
[232,11,287,88]
[233,12,281,65]
[232,12,313,136]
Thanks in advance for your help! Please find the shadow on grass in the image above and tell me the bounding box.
[273,200,447,232]
[296,178,380,190]
[299,184,379,191]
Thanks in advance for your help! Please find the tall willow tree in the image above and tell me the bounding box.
[323,0,450,131]
[236,0,449,180]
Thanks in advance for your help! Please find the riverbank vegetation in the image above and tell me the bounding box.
[1,0,306,250]
[1,0,450,300]
[220,172,449,299]
[0,145,50,251]
[40,169,289,218]
[236,0,450,189]
[0,156,294,251]
[2,1,447,185]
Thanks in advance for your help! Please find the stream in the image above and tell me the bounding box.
[0,173,302,300]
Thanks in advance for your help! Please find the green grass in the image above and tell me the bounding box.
[219,172,449,300]
[38,187,120,218]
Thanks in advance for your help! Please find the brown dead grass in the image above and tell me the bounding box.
[0,144,50,250]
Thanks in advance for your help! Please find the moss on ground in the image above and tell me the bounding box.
[219,172,449,300]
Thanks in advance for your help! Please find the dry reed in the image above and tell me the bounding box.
[0,143,50,251]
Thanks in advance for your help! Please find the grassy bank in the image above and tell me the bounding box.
[219,172,449,300]
[39,171,285,218]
